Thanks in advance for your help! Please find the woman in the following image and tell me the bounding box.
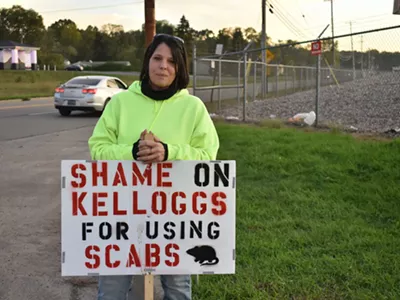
[88,34,220,300]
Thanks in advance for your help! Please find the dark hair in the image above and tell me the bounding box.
[140,34,190,90]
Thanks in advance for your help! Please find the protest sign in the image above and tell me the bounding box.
[61,160,236,276]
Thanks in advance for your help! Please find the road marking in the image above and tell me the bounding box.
[28,111,54,116]
[0,103,53,110]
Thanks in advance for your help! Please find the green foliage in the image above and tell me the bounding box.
[0,5,45,45]
[0,5,399,72]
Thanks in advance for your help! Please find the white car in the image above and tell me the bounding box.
[54,75,129,116]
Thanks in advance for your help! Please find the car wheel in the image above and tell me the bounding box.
[58,108,71,116]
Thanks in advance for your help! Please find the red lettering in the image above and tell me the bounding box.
[146,244,160,267]
[165,244,180,267]
[192,192,207,215]
[93,192,108,216]
[72,192,87,215]
[112,163,127,186]
[126,244,142,267]
[113,192,127,215]
[152,192,167,215]
[71,164,87,188]
[92,162,108,186]
[85,245,100,269]
[132,191,146,214]
[132,163,152,186]
[157,163,172,187]
[105,245,121,268]
[172,192,186,215]
[85,244,180,270]
[211,192,227,216]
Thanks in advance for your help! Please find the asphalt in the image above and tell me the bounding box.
[0,78,312,141]
[0,101,99,142]
[0,77,312,299]
[0,99,168,300]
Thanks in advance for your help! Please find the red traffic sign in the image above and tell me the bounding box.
[311,41,322,55]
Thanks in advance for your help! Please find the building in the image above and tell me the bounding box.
[0,40,40,70]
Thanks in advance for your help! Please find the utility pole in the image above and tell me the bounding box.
[145,0,156,47]
[330,0,335,67]
[324,0,335,67]
[261,0,266,98]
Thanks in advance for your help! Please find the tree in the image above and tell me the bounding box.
[76,26,98,61]
[0,5,45,45]
[101,24,124,36]
[216,28,232,51]
[175,15,195,70]
[232,27,245,51]
[176,15,194,43]
[156,20,175,35]
[244,27,259,43]
[48,19,82,60]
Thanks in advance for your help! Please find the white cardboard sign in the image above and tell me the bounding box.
[61,160,236,276]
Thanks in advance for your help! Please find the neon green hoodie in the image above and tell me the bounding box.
[88,81,219,161]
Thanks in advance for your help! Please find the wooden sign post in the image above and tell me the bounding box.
[145,274,154,300]
[144,131,155,300]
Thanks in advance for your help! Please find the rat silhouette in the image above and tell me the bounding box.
[186,245,219,266]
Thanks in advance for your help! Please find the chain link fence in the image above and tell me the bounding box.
[192,25,400,134]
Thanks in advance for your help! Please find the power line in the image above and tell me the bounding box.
[39,1,144,14]
[303,13,390,32]
[270,0,312,38]
[267,0,307,39]
[268,0,306,38]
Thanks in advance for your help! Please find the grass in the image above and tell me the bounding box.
[0,70,241,101]
[191,121,400,300]
[0,70,140,100]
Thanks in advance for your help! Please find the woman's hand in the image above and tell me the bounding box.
[137,132,166,164]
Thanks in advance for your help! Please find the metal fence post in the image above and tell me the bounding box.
[275,64,279,97]
[192,44,196,97]
[305,68,308,89]
[315,52,321,127]
[292,67,295,93]
[285,66,288,95]
[237,61,241,106]
[300,68,303,91]
[218,59,222,112]
[243,52,247,121]
[266,62,269,96]
[253,62,257,102]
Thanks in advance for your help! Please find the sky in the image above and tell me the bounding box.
[3,0,400,52]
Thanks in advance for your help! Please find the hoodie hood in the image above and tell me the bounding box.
[128,80,189,101]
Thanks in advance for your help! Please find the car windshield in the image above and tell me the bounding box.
[66,78,101,86]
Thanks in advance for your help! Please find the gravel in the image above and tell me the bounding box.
[218,72,400,134]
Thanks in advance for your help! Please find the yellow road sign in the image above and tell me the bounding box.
[266,49,274,63]
[259,50,275,63]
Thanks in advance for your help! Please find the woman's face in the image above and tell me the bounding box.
[148,43,176,90]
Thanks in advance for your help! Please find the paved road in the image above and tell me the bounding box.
[0,75,319,141]
[0,100,167,300]
[0,99,99,141]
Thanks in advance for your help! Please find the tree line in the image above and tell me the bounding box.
[0,5,399,72]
